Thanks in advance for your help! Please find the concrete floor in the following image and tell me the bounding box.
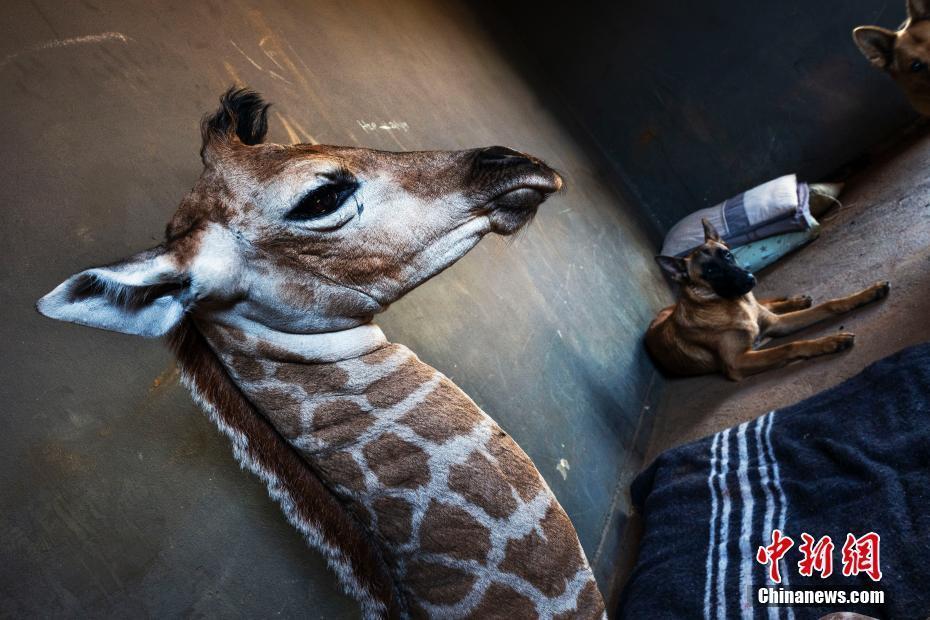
[645,129,930,462]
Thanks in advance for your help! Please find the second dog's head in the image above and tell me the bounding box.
[854,0,930,115]
[655,219,756,299]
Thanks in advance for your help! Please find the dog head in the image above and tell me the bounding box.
[854,0,930,115]
[655,219,756,299]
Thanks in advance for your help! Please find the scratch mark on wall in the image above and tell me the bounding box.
[222,61,244,87]
[258,35,288,72]
[75,225,95,244]
[275,111,301,144]
[230,38,290,84]
[357,120,410,133]
[0,31,130,69]
[357,119,409,149]
[229,40,263,71]
[286,116,318,144]
[247,10,336,129]
[267,70,293,85]
[150,364,180,392]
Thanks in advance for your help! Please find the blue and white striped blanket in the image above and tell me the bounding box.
[619,342,930,619]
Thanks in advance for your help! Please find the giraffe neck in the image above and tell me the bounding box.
[197,319,605,619]
[206,315,389,362]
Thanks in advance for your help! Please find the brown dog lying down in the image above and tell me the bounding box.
[853,0,930,115]
[646,219,890,381]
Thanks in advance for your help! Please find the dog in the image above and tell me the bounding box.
[853,0,930,115]
[645,219,890,381]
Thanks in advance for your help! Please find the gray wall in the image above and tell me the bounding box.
[478,0,918,235]
[0,0,666,616]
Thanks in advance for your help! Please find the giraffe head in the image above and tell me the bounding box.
[37,88,562,337]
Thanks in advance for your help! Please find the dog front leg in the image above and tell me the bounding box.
[720,333,856,381]
[760,295,813,314]
[763,281,890,338]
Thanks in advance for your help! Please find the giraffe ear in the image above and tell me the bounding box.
[36,246,193,338]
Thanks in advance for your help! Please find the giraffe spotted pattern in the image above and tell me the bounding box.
[203,324,605,619]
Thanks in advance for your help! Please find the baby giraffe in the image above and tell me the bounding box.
[646,219,890,381]
[37,89,604,619]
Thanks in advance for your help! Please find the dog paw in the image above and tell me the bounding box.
[795,294,813,308]
[872,281,891,300]
[832,333,856,352]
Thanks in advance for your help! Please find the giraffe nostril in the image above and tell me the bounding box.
[476,145,532,167]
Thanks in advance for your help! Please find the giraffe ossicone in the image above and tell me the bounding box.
[37,88,606,619]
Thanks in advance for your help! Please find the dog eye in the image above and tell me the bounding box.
[286,181,358,221]
[911,59,928,73]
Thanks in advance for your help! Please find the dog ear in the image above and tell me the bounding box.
[909,0,930,21]
[852,26,897,69]
[701,218,722,243]
[655,255,689,284]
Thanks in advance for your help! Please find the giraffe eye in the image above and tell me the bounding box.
[911,59,928,73]
[286,181,358,221]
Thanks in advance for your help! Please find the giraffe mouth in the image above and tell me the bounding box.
[486,175,562,234]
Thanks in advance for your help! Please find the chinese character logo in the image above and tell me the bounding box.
[841,532,883,582]
[756,530,881,583]
[756,529,794,584]
[798,533,834,578]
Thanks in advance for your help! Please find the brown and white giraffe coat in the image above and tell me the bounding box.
[37,88,606,618]
[199,320,602,618]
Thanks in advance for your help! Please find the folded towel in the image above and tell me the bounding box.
[619,342,930,619]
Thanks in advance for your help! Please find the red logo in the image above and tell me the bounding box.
[841,532,883,582]
[756,531,881,583]
[756,529,794,584]
[798,533,834,578]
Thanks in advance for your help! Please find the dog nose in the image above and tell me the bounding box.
[476,145,533,167]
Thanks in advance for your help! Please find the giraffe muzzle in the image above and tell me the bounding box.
[485,176,562,235]
[485,183,559,234]
[471,146,563,234]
